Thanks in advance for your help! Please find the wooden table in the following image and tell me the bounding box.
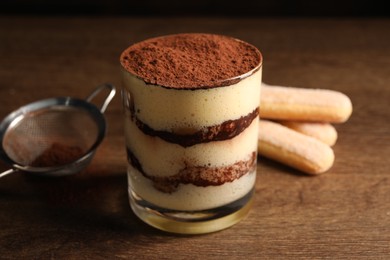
[0,16,389,259]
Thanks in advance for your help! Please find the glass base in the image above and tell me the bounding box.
[129,188,254,235]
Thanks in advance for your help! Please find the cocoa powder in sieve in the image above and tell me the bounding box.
[120,33,262,89]
[30,143,84,167]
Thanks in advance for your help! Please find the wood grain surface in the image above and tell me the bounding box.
[0,16,389,259]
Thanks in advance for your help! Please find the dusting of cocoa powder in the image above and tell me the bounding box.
[120,33,262,89]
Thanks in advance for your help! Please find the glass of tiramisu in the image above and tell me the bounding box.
[120,33,262,234]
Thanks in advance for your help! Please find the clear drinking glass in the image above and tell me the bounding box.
[120,33,262,234]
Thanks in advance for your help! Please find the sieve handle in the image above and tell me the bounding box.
[0,168,18,179]
[86,83,116,113]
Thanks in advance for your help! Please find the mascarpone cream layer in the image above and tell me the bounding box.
[124,117,259,178]
[121,68,262,132]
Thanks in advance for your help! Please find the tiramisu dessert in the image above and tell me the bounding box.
[120,33,262,234]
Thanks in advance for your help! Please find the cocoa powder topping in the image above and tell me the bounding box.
[120,33,262,89]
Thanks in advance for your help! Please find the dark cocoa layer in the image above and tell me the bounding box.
[124,91,259,147]
[127,148,257,193]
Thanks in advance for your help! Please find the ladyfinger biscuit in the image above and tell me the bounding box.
[258,120,334,175]
[260,83,353,123]
[278,121,338,146]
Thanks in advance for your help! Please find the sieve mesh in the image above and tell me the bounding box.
[2,105,99,167]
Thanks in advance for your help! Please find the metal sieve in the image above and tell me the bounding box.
[0,83,116,178]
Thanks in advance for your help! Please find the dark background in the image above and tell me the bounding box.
[0,0,388,17]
